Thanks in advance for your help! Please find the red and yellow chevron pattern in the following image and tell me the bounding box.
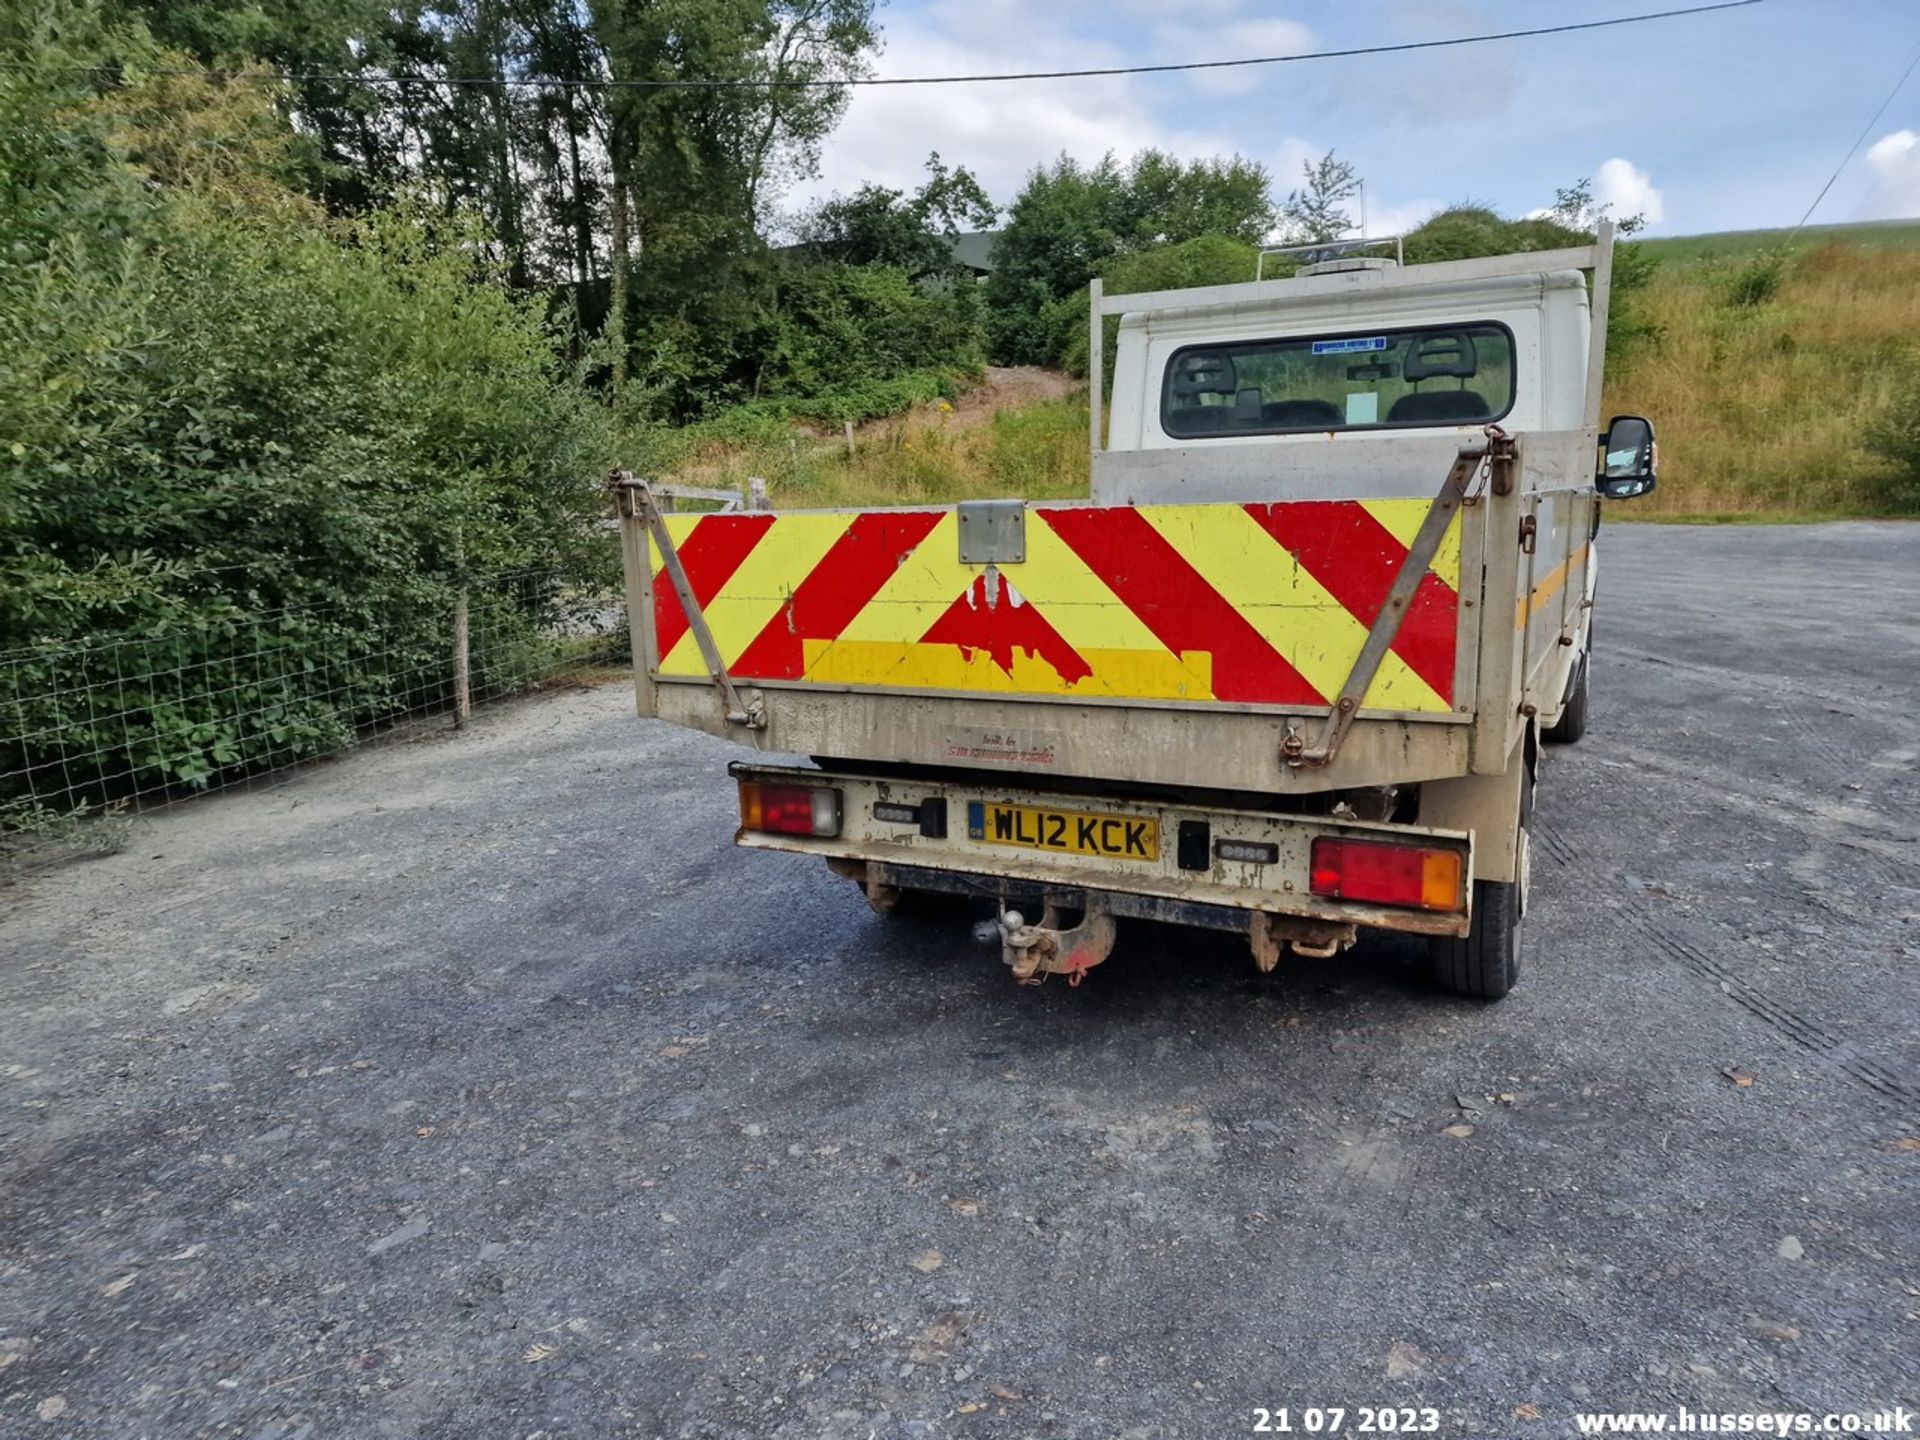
[648,500,1464,712]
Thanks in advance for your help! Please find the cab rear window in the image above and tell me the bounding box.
[1160,322,1516,438]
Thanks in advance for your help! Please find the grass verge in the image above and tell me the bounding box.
[661,393,1091,510]
[1604,242,1919,517]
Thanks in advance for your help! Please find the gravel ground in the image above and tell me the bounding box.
[2,521,1916,1439]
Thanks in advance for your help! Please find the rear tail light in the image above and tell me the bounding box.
[738,781,841,838]
[1310,837,1463,911]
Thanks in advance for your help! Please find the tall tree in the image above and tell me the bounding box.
[588,0,876,400]
[984,149,1274,365]
[798,151,997,277]
[1118,150,1273,248]
[1546,175,1647,236]
[1277,149,1360,244]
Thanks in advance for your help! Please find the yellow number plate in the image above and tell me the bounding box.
[967,801,1160,861]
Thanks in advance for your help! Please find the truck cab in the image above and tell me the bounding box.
[1110,262,1589,452]
[1093,257,1598,505]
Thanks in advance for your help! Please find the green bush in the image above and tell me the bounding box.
[1402,206,1661,358]
[1058,234,1261,376]
[1725,250,1788,308]
[0,58,618,807]
[1865,373,1920,512]
[1401,206,1587,263]
[622,253,987,426]
[758,260,984,402]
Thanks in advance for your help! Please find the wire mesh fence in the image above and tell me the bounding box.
[1,564,628,871]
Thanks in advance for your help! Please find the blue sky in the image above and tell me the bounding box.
[791,0,1920,238]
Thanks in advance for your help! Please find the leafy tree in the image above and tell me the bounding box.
[1116,150,1273,248]
[1547,176,1646,237]
[110,0,415,210]
[1277,148,1359,243]
[798,152,997,278]
[985,149,1273,364]
[592,0,877,399]
[104,0,884,407]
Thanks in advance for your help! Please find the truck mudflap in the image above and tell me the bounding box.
[733,761,1474,985]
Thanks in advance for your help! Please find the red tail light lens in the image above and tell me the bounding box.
[1310,837,1463,911]
[738,781,841,838]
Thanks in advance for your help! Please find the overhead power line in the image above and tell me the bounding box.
[31,1,1764,92]
[1789,38,1920,235]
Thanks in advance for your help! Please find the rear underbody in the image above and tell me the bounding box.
[733,759,1476,983]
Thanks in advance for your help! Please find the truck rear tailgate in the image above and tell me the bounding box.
[647,498,1467,710]
[627,489,1487,793]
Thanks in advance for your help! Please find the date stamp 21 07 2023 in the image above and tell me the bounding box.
[1252,1408,1442,1434]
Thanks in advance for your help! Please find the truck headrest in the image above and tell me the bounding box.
[1170,352,1236,398]
[1402,331,1478,382]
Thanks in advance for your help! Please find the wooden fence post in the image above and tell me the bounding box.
[452,535,471,730]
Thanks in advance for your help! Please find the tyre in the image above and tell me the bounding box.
[1429,761,1531,1000]
[1429,878,1523,999]
[1544,645,1590,744]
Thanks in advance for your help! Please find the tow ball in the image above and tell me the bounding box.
[975,900,1117,986]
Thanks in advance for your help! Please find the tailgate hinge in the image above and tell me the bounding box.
[1283,426,1513,768]
[611,470,764,729]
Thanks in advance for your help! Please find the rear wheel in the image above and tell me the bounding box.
[1429,761,1531,1000]
[1429,879,1523,999]
[1544,643,1590,744]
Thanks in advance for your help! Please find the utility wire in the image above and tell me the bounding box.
[1788,37,1920,236]
[26,0,1763,92]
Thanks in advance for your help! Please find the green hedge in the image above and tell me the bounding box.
[0,57,618,811]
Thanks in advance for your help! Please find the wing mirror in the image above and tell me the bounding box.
[1598,415,1656,499]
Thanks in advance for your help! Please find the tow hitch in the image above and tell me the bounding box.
[979,900,1117,986]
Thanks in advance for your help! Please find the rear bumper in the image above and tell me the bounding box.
[730,761,1473,939]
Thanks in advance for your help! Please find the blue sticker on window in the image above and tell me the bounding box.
[1311,336,1388,355]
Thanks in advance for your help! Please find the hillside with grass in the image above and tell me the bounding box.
[669,223,1920,521]
[1607,238,1920,517]
[1636,217,1920,264]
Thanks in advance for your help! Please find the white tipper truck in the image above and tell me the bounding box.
[611,223,1656,999]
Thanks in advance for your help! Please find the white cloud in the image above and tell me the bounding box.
[781,2,1441,254]
[784,3,1233,217]
[1859,129,1920,219]
[1152,16,1315,97]
[1593,157,1664,227]
[1362,196,1443,238]
[1267,136,1322,194]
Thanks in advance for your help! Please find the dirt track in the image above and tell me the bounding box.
[2,521,1916,1438]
